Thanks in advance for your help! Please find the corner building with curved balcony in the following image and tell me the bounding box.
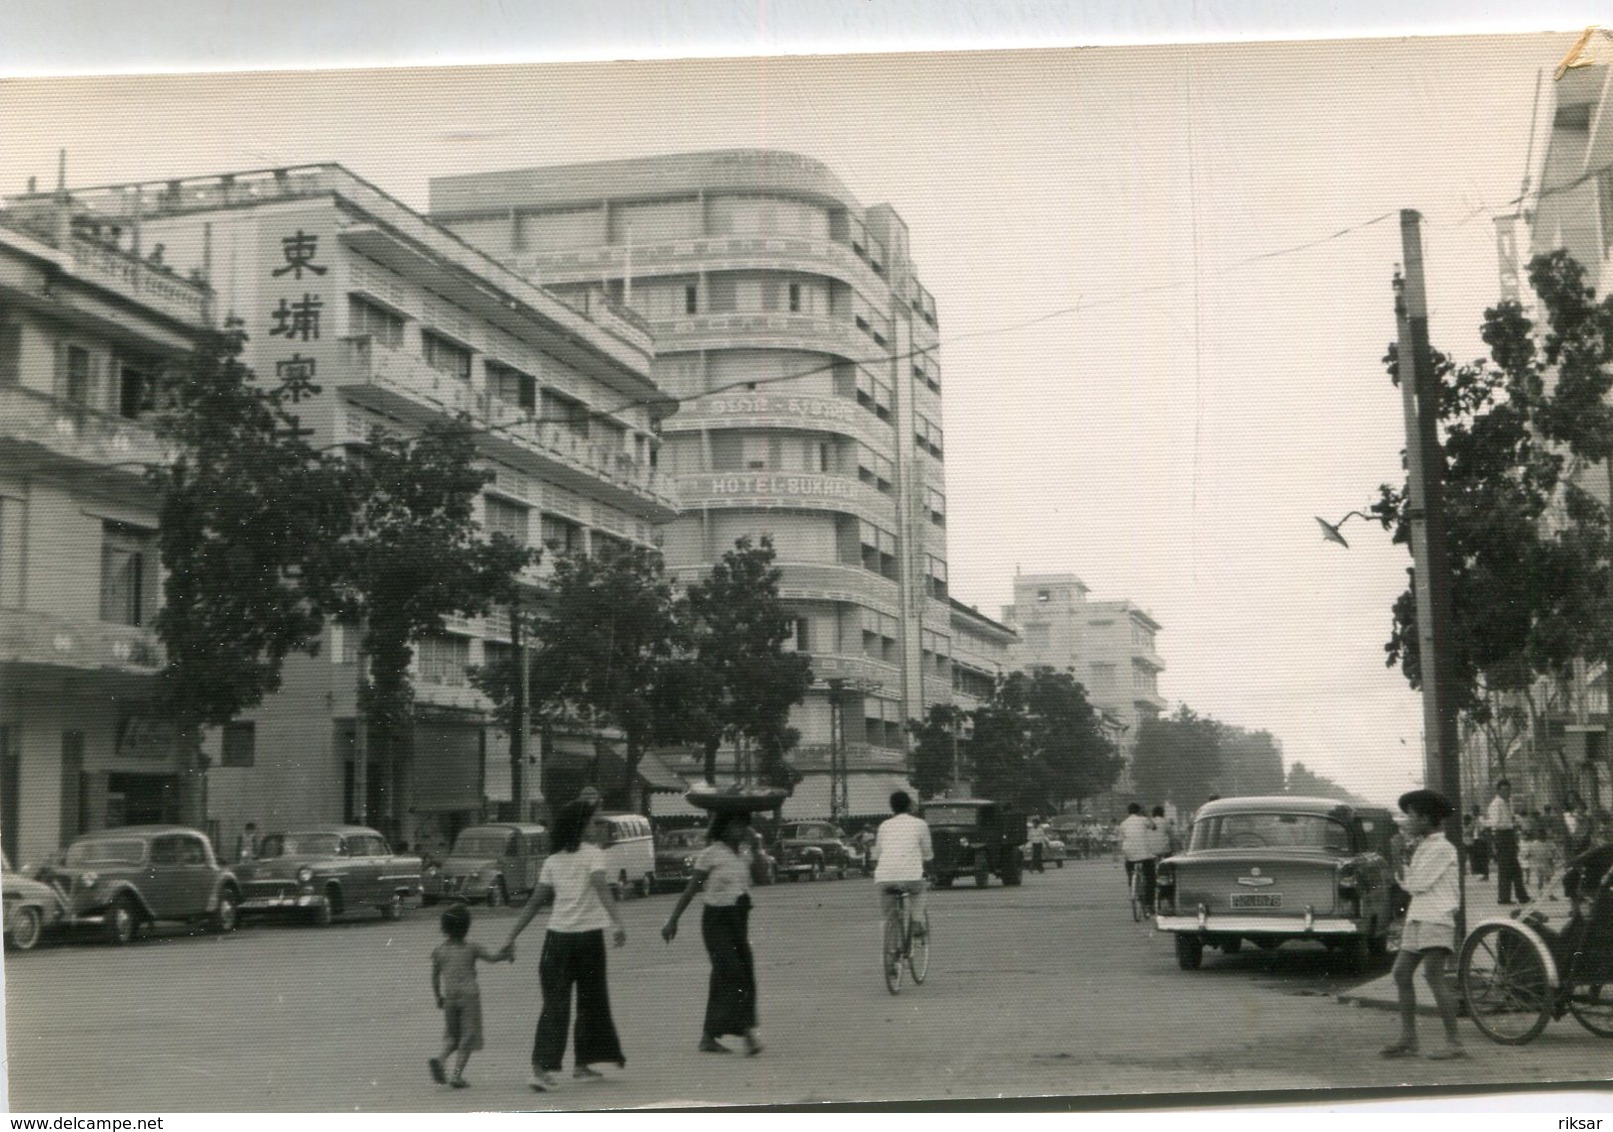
[431,151,951,818]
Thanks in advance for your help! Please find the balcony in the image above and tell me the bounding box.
[0,609,164,682]
[0,385,173,482]
[674,470,894,526]
[1132,643,1166,672]
[663,389,893,449]
[672,560,900,615]
[512,233,888,299]
[64,235,211,325]
[652,313,880,362]
[801,651,899,692]
[789,741,908,773]
[338,337,678,522]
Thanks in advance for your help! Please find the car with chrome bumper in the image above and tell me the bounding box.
[1154,795,1395,972]
[41,826,242,945]
[774,820,853,881]
[3,852,66,951]
[238,825,422,924]
[422,823,546,907]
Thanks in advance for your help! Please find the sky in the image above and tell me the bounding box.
[1,7,1604,807]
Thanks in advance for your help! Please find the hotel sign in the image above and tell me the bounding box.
[703,394,856,423]
[707,473,858,499]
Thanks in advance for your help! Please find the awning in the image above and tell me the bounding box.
[782,773,915,823]
[636,749,690,794]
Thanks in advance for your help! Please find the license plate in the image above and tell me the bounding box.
[1230,893,1283,909]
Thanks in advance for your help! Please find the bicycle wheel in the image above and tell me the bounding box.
[1459,922,1553,1045]
[1566,981,1613,1038]
[907,911,931,984]
[1129,868,1143,922]
[883,911,905,995]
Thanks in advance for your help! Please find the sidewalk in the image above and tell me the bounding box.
[1337,869,1551,1013]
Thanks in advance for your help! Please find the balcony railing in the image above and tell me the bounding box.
[512,233,888,296]
[801,652,898,691]
[0,385,173,474]
[0,609,164,674]
[653,313,879,362]
[66,235,210,323]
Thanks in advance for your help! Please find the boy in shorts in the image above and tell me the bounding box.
[430,903,508,1087]
[1381,789,1466,1061]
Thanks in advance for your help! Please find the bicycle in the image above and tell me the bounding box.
[882,884,931,994]
[1126,858,1155,922]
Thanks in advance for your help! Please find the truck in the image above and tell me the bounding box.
[922,799,1026,888]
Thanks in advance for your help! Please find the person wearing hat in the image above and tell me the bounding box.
[1381,789,1466,1061]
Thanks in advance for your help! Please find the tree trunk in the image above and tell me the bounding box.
[176,723,207,830]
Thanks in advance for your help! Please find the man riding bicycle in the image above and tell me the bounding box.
[1119,802,1158,916]
[872,791,933,939]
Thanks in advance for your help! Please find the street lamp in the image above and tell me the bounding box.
[1314,511,1373,549]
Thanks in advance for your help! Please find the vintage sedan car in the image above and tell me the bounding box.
[1021,833,1067,868]
[774,820,854,881]
[1154,795,1396,972]
[42,826,242,945]
[653,827,708,893]
[422,823,547,907]
[3,851,66,951]
[239,825,422,924]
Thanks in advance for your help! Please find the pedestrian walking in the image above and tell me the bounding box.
[1486,779,1530,904]
[1380,789,1466,1062]
[1027,818,1048,873]
[500,799,627,1092]
[429,903,508,1089]
[661,811,766,1056]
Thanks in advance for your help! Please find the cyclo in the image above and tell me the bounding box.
[1457,842,1613,1044]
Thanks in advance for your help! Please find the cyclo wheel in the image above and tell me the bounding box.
[908,911,931,985]
[883,910,905,995]
[1129,868,1143,923]
[1566,981,1613,1038]
[1459,922,1554,1045]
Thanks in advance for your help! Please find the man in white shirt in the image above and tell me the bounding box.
[1118,803,1158,914]
[1027,818,1049,873]
[1486,779,1530,904]
[872,791,934,939]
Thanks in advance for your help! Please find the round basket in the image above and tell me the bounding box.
[684,786,788,815]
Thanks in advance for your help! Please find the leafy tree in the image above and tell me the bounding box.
[906,704,965,799]
[1130,705,1223,810]
[330,419,532,828]
[961,667,1120,812]
[1285,761,1370,806]
[148,321,352,827]
[1371,251,1613,775]
[1216,726,1286,796]
[527,543,684,812]
[682,537,813,785]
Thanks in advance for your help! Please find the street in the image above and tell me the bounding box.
[4,858,1609,1111]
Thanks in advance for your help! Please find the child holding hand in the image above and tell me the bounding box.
[430,903,509,1088]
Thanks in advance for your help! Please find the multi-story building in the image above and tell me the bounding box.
[1002,573,1166,760]
[7,164,680,855]
[430,150,948,819]
[946,598,1019,793]
[0,190,213,865]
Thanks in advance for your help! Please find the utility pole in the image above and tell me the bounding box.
[1395,210,1466,934]
[509,601,528,821]
[352,617,368,824]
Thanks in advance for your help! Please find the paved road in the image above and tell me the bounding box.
[4,859,1609,1110]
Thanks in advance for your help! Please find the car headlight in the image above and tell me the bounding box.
[81,872,98,888]
[426,865,439,877]
[296,867,314,884]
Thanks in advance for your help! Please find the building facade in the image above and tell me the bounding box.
[430,151,948,818]
[946,598,1019,794]
[8,165,678,856]
[1001,572,1166,760]
[0,192,213,865]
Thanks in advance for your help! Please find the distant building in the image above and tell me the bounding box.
[1001,572,1165,760]
[431,150,950,819]
[945,598,1019,795]
[0,191,212,864]
[6,164,678,854]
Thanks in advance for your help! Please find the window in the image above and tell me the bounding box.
[685,284,698,315]
[922,630,951,673]
[101,521,156,626]
[927,556,948,602]
[541,389,589,438]
[118,364,154,420]
[422,332,471,381]
[1037,589,1051,603]
[856,444,893,493]
[541,514,582,555]
[221,722,255,768]
[913,352,941,393]
[854,368,893,422]
[788,282,802,313]
[417,634,470,686]
[786,617,810,652]
[861,608,899,662]
[483,497,528,546]
[349,297,405,348]
[926,487,946,526]
[915,414,944,459]
[65,345,91,404]
[858,520,898,581]
[486,361,536,413]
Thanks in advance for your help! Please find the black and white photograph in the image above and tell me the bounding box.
[2,2,1612,1117]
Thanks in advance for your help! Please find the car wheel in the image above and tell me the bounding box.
[1055,859,1064,869]
[9,906,44,951]
[487,880,507,909]
[212,889,240,934]
[380,893,404,921]
[1175,934,1203,971]
[106,895,138,946]
[836,864,847,881]
[311,891,335,927]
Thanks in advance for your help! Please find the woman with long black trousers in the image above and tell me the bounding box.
[661,811,764,1056]
[501,799,626,1091]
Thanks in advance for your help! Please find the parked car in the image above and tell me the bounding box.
[3,851,66,951]
[422,823,547,907]
[1021,832,1067,868]
[653,827,708,893]
[1154,795,1396,972]
[239,825,422,924]
[42,826,242,945]
[774,820,854,881]
[926,799,1026,887]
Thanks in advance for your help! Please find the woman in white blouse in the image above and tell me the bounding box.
[661,811,764,1056]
